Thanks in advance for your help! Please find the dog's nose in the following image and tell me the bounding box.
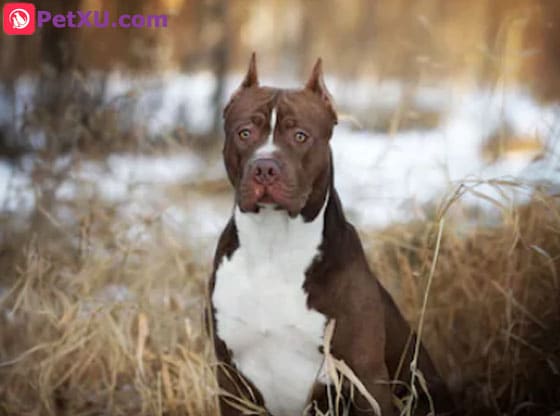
[251,159,280,185]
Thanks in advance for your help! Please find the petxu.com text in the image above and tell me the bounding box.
[38,10,168,29]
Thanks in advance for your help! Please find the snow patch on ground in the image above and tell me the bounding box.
[0,74,558,241]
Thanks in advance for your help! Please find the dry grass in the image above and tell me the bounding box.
[481,125,545,163]
[0,170,559,415]
[0,199,218,416]
[368,185,560,415]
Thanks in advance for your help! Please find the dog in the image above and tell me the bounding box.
[208,54,454,416]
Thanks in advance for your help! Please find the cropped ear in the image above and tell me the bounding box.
[240,52,259,88]
[305,58,337,124]
[223,53,259,119]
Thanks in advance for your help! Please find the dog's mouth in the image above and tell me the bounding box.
[252,184,287,207]
[257,191,276,205]
[238,183,305,216]
[246,183,276,205]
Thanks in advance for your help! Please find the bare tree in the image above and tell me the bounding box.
[208,0,230,136]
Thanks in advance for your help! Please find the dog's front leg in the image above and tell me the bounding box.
[213,336,269,416]
[329,313,395,416]
[349,368,394,416]
[306,374,393,416]
[306,382,354,415]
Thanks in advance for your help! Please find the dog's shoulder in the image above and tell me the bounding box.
[209,218,239,292]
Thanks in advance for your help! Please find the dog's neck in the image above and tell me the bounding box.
[299,153,333,222]
[233,191,329,262]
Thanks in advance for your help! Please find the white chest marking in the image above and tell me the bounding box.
[213,201,328,416]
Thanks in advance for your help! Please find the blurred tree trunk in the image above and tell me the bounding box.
[0,37,23,158]
[208,0,230,136]
[530,0,560,102]
[35,0,82,153]
[30,0,83,233]
[177,0,229,139]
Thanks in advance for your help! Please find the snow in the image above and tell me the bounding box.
[0,72,558,241]
[329,86,558,226]
[0,159,34,213]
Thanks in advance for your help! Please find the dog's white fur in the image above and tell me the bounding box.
[213,198,328,415]
[254,107,278,157]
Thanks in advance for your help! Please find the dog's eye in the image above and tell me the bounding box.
[238,129,251,140]
[294,131,308,143]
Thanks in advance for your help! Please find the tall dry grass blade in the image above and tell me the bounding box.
[491,281,547,329]
[530,244,559,289]
[405,219,444,416]
[136,312,150,377]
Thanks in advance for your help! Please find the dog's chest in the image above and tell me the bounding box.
[213,207,327,416]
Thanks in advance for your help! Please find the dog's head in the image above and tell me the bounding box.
[222,54,338,219]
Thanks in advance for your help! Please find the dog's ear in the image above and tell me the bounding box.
[305,58,337,124]
[240,52,259,88]
[223,53,259,119]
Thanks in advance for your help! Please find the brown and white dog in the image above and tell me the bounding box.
[208,54,453,416]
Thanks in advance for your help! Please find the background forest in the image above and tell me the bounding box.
[0,1,559,415]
